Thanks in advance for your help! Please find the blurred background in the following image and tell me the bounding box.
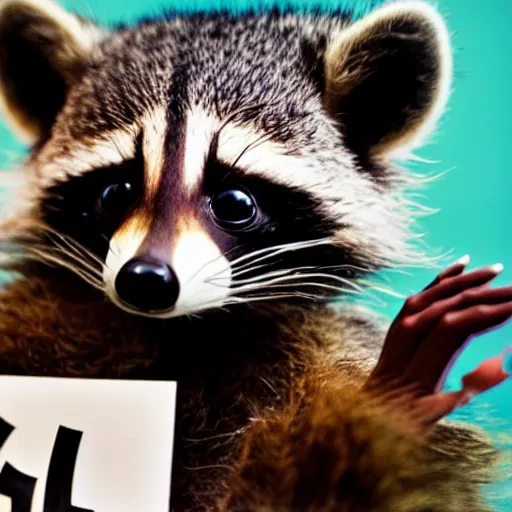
[0,0,510,508]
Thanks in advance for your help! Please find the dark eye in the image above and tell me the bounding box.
[210,189,257,229]
[96,182,136,218]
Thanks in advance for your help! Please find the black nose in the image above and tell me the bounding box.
[115,257,180,312]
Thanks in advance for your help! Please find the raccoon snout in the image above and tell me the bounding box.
[114,256,180,312]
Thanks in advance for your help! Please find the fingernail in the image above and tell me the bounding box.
[456,254,470,266]
[489,263,504,274]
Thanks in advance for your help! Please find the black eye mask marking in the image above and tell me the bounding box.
[39,146,366,302]
[41,140,144,260]
[200,162,365,294]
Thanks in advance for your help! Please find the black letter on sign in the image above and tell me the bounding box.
[0,417,14,449]
[0,463,36,512]
[0,417,37,512]
[43,426,94,512]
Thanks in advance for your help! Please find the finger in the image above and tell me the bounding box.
[394,257,470,325]
[422,255,470,291]
[377,284,512,376]
[400,263,503,317]
[408,303,512,391]
[375,262,504,380]
[435,340,512,396]
[426,353,511,423]
[392,256,471,327]
[462,352,511,395]
[407,285,512,336]
[415,354,511,435]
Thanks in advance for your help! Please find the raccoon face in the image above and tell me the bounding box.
[0,0,452,318]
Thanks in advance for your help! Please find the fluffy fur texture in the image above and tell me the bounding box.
[0,0,504,510]
[0,264,500,511]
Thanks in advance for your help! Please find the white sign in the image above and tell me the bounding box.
[0,376,177,512]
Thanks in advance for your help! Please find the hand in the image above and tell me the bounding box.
[366,256,512,434]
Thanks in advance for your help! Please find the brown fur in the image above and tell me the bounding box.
[0,262,498,511]
[222,370,495,512]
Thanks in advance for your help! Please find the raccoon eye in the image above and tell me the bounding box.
[210,189,257,229]
[96,182,136,218]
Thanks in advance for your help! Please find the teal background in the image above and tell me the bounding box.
[0,0,510,508]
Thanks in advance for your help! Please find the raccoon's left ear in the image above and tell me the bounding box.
[0,0,106,145]
[323,1,452,160]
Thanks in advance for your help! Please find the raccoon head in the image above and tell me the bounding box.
[0,0,452,318]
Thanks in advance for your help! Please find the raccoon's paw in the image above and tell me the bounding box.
[366,257,512,432]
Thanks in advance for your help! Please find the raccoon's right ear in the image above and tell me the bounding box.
[0,0,106,145]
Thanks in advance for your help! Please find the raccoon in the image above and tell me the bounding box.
[0,0,508,510]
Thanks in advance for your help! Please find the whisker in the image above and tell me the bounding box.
[358,280,407,300]
[50,243,104,278]
[30,243,104,279]
[25,248,105,291]
[223,292,325,306]
[222,262,272,279]
[230,281,359,295]
[267,283,387,307]
[233,244,332,273]
[27,246,101,283]
[186,244,243,283]
[25,227,109,282]
[227,286,386,309]
[190,238,333,285]
[226,272,365,293]
[52,233,105,267]
[170,279,331,313]
[42,229,105,267]
[228,262,371,280]
[28,225,107,270]
[216,238,332,277]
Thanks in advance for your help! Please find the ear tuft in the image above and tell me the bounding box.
[0,0,106,144]
[324,1,452,160]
